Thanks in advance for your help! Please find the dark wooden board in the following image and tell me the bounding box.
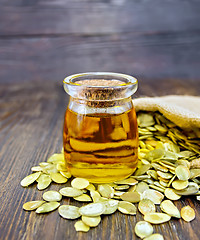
[0,80,200,240]
[0,0,200,83]
[1,0,200,35]
[1,31,200,83]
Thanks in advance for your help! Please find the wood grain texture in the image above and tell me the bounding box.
[0,80,200,240]
[0,0,200,83]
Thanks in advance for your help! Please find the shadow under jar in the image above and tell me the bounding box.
[63,72,138,183]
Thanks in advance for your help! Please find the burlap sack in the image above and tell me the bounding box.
[133,95,200,129]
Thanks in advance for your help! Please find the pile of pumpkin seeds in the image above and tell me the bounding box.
[21,111,200,239]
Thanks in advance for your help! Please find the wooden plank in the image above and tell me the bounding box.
[0,0,200,36]
[0,81,200,240]
[0,32,200,83]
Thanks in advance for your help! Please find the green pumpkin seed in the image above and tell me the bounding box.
[60,171,72,178]
[175,165,190,181]
[79,203,105,217]
[31,166,43,172]
[141,189,164,204]
[21,172,41,187]
[135,182,149,194]
[114,178,138,185]
[58,205,80,219]
[181,205,195,222]
[43,190,62,202]
[36,201,60,213]
[90,190,101,202]
[160,200,180,218]
[74,194,92,202]
[157,171,173,180]
[144,212,171,224]
[82,216,101,227]
[50,173,68,183]
[120,192,140,203]
[86,184,96,191]
[59,187,83,197]
[138,199,156,215]
[103,199,119,215]
[71,177,90,189]
[134,164,151,176]
[144,234,164,240]
[37,174,52,190]
[172,180,188,190]
[118,201,136,215]
[174,182,199,195]
[47,153,65,163]
[135,221,153,239]
[164,188,181,200]
[74,220,90,232]
[23,201,45,211]
[98,184,114,198]
[146,149,165,162]
[114,184,130,190]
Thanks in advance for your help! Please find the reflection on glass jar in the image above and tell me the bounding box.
[63,72,138,183]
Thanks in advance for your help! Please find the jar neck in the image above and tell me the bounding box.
[68,97,134,115]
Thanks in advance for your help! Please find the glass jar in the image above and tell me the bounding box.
[63,72,138,183]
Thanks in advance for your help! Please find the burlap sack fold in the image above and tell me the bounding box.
[133,95,200,129]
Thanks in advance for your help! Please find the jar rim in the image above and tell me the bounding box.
[63,72,138,88]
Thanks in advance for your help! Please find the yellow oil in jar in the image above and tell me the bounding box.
[63,107,138,183]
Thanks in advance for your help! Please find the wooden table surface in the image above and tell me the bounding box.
[0,79,200,240]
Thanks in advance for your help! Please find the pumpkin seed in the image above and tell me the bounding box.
[138,113,155,127]
[56,163,67,171]
[58,205,80,219]
[118,201,136,215]
[74,194,92,202]
[144,212,171,224]
[21,172,41,187]
[82,216,101,227]
[60,171,72,178]
[98,184,114,198]
[120,192,140,203]
[79,203,105,217]
[135,221,153,239]
[103,199,119,215]
[135,182,149,194]
[135,164,151,176]
[47,153,65,163]
[43,191,62,202]
[59,187,83,197]
[37,174,52,190]
[197,195,200,201]
[174,182,199,195]
[181,205,195,222]
[71,177,90,189]
[74,220,90,232]
[147,170,158,180]
[157,171,173,180]
[23,201,45,211]
[114,184,130,190]
[86,184,96,191]
[164,188,181,200]
[141,189,164,204]
[146,149,165,162]
[160,200,180,218]
[114,178,138,185]
[31,166,43,172]
[36,201,60,213]
[50,172,68,183]
[175,165,190,181]
[88,189,100,202]
[138,199,155,215]
[172,180,188,190]
[144,234,164,240]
